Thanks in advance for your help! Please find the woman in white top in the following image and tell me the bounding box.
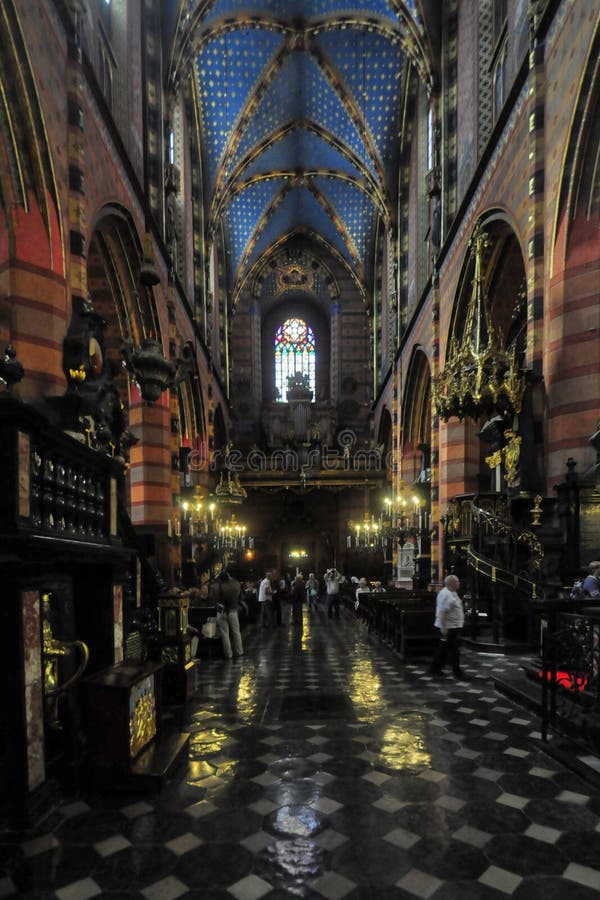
[354,577,370,617]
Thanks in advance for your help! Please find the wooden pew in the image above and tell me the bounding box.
[365,591,437,658]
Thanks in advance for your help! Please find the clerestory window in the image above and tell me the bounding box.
[274,318,316,402]
[491,0,508,123]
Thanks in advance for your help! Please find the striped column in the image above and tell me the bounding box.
[128,385,172,527]
[443,0,458,228]
[391,357,400,578]
[207,368,215,466]
[65,1,87,313]
[330,302,341,402]
[168,292,183,582]
[526,27,545,376]
[142,0,163,220]
[430,269,441,585]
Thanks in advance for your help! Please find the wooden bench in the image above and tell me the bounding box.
[397,608,438,659]
[366,592,436,658]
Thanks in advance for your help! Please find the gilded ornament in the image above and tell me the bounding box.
[276,263,312,295]
[530,494,543,527]
[68,364,87,382]
[502,430,522,488]
[433,224,525,422]
[41,592,89,729]
[485,449,503,470]
[129,675,157,758]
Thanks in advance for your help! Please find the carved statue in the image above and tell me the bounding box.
[47,298,130,455]
[286,371,313,401]
[503,429,522,488]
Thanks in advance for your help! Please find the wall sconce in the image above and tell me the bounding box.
[0,343,24,393]
[121,237,193,403]
[121,334,178,403]
[139,233,160,287]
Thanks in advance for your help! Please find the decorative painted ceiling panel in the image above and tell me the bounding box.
[245,184,357,274]
[313,175,377,267]
[175,2,432,298]
[241,128,365,182]
[225,177,287,280]
[314,28,403,180]
[195,28,284,188]
[229,51,375,179]
[200,0,400,24]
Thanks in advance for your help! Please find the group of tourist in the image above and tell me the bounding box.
[207,563,424,667]
[256,566,347,625]
[207,558,600,675]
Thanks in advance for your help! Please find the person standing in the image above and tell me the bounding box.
[273,571,290,626]
[324,567,344,619]
[258,570,273,627]
[306,572,320,613]
[582,561,600,599]
[209,569,244,659]
[290,572,305,625]
[429,574,466,679]
[354,577,370,617]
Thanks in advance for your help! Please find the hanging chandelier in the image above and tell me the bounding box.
[121,248,193,403]
[121,335,178,403]
[213,513,253,551]
[381,481,428,545]
[214,470,247,505]
[346,481,430,553]
[346,513,384,551]
[433,223,524,422]
[179,492,253,552]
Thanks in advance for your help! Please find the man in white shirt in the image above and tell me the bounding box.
[429,574,467,679]
[258,571,273,628]
[324,568,344,619]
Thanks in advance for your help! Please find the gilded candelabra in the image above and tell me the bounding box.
[433,224,524,423]
[42,592,89,729]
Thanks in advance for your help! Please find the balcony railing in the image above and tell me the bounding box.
[445,492,542,595]
[538,607,600,750]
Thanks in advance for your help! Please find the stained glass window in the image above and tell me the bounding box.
[274,318,316,402]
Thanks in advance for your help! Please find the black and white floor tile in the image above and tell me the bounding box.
[2,607,600,899]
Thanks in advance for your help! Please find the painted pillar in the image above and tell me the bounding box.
[66,0,88,314]
[330,301,341,404]
[526,19,545,378]
[430,268,441,586]
[21,590,46,796]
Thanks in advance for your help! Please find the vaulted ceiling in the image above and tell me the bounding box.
[168,1,436,299]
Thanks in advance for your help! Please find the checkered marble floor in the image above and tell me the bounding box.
[3,608,600,899]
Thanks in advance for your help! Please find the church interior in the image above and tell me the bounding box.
[1,0,600,896]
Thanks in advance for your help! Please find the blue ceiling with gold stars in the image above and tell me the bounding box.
[170,1,432,296]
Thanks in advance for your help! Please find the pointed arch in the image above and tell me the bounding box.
[552,21,600,272]
[0,0,64,272]
[402,347,431,464]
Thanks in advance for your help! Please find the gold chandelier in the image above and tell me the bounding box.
[214,470,247,505]
[433,224,524,422]
[346,513,384,550]
[214,513,253,551]
[180,489,252,550]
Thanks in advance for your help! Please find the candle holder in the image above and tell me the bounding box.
[377,481,432,587]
